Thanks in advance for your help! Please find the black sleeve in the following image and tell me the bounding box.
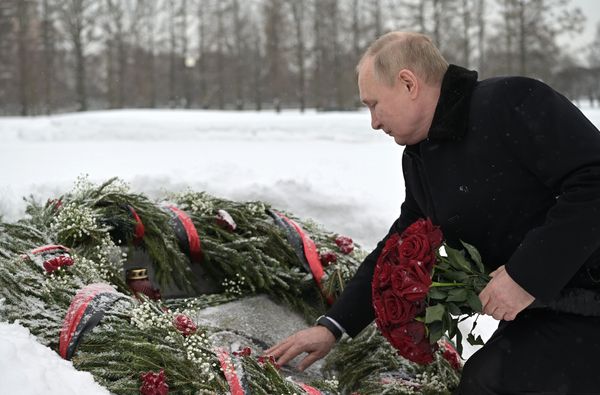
[326,172,424,337]
[498,79,600,302]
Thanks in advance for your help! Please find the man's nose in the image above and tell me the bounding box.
[370,110,382,130]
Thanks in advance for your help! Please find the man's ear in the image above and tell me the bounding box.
[397,69,418,98]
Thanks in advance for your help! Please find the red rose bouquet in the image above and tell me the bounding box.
[372,218,490,365]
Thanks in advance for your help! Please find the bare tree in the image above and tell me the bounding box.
[182,0,192,108]
[372,0,382,38]
[58,0,97,111]
[287,0,307,111]
[251,23,263,111]
[586,22,600,106]
[312,0,324,109]
[0,0,596,114]
[17,0,35,115]
[476,0,486,74]
[494,0,585,78]
[216,0,226,109]
[41,0,58,114]
[196,0,209,108]
[0,1,16,113]
[167,0,177,107]
[264,0,285,111]
[461,0,471,67]
[231,0,246,110]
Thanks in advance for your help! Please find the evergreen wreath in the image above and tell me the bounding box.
[0,177,468,394]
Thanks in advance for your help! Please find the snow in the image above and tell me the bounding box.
[0,321,111,395]
[0,103,599,394]
[0,109,402,249]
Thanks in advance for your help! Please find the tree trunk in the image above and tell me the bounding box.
[476,0,486,75]
[168,0,177,107]
[17,0,30,116]
[517,0,527,75]
[42,0,55,114]
[197,2,207,108]
[217,1,225,110]
[233,0,244,110]
[290,1,306,112]
[462,0,471,67]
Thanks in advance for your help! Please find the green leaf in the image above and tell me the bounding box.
[445,245,472,273]
[442,270,468,282]
[461,240,485,273]
[446,288,468,302]
[466,290,483,312]
[467,333,485,346]
[446,302,462,316]
[425,304,445,323]
[428,287,447,300]
[447,316,458,339]
[428,321,444,344]
[456,329,464,356]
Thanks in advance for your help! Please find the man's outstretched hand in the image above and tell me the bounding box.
[479,265,535,321]
[264,326,336,371]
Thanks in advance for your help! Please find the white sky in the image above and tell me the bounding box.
[559,0,600,62]
[573,0,600,43]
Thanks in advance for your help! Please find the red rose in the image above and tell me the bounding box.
[374,260,393,290]
[389,321,437,365]
[339,243,354,254]
[43,255,74,274]
[390,268,431,302]
[382,290,418,324]
[173,314,197,336]
[401,218,443,249]
[335,235,353,247]
[319,251,338,266]
[404,258,435,285]
[440,339,462,370]
[379,233,402,266]
[372,290,389,327]
[140,369,169,395]
[398,234,434,267]
[335,235,354,254]
[233,347,252,357]
[257,355,280,369]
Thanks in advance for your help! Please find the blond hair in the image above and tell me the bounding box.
[358,32,448,86]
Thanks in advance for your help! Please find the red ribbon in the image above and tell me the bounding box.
[165,205,203,263]
[298,383,323,395]
[128,205,145,245]
[59,283,118,359]
[30,244,69,255]
[276,213,333,305]
[217,349,246,395]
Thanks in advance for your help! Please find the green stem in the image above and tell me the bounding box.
[430,281,466,287]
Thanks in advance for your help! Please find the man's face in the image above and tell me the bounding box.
[358,58,423,146]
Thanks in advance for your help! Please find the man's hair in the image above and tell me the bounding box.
[357,32,448,86]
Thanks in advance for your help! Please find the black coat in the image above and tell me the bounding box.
[328,65,600,337]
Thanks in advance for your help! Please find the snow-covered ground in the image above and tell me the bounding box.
[1,104,598,394]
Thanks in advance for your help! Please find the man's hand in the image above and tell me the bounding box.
[479,265,535,321]
[264,326,336,371]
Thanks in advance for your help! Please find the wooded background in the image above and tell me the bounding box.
[1,0,599,116]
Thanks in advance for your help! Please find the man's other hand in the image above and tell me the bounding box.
[263,326,336,371]
[479,265,535,321]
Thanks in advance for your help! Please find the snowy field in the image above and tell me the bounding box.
[1,104,599,394]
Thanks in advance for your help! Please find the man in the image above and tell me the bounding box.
[266,32,600,394]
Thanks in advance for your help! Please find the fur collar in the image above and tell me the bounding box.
[427,64,479,142]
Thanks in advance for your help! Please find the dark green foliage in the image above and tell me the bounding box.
[324,325,460,394]
[0,179,467,394]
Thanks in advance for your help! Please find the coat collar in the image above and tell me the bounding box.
[426,64,478,142]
